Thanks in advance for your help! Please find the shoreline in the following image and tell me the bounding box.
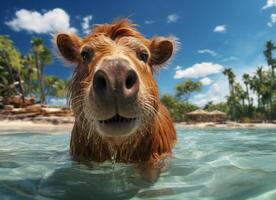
[1,119,276,133]
[175,122,276,129]
[0,119,73,133]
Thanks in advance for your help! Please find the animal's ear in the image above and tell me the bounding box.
[55,33,81,63]
[149,37,177,66]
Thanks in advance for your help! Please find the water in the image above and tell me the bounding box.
[0,128,276,200]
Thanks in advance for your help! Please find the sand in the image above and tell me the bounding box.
[175,122,276,129]
[0,120,73,134]
[1,120,276,134]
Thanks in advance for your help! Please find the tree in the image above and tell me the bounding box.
[0,66,14,96]
[204,101,228,113]
[223,68,236,120]
[263,41,276,118]
[39,47,52,103]
[234,83,246,116]
[161,94,198,122]
[23,54,36,96]
[31,38,44,102]
[44,76,68,97]
[223,68,236,94]
[175,79,202,102]
[0,35,25,100]
[31,37,52,104]
[243,74,252,106]
[264,41,276,84]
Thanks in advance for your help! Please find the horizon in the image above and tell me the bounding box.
[1,0,276,107]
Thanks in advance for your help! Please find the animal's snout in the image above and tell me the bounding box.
[92,58,139,106]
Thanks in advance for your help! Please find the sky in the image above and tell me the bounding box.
[1,0,276,106]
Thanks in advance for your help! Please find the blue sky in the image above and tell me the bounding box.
[1,0,276,106]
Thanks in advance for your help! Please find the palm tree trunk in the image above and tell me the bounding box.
[245,84,252,116]
[40,64,45,104]
[245,85,250,105]
[17,74,25,103]
[230,85,236,121]
[34,52,41,102]
[28,70,32,95]
[257,94,261,109]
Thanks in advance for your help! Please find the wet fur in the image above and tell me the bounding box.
[65,19,177,163]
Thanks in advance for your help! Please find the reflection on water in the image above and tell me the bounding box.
[0,129,276,199]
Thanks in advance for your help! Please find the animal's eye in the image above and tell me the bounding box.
[137,51,149,63]
[80,47,94,63]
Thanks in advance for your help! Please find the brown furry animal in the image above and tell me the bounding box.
[55,19,177,163]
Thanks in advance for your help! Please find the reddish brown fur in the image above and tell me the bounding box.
[56,19,177,163]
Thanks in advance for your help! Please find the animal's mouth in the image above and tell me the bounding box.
[99,114,137,125]
[97,114,138,137]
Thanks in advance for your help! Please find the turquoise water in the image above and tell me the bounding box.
[0,128,276,200]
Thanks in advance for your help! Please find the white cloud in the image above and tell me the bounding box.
[174,62,224,79]
[200,77,213,86]
[222,56,237,62]
[192,82,226,106]
[81,15,93,34]
[213,25,226,33]
[198,49,217,56]
[191,60,270,107]
[174,66,182,70]
[167,14,179,23]
[6,8,77,34]
[267,13,276,27]
[210,83,220,94]
[145,20,154,24]
[262,0,276,10]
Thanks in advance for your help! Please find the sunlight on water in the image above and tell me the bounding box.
[0,128,276,200]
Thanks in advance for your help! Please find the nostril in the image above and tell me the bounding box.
[93,71,108,94]
[125,70,138,89]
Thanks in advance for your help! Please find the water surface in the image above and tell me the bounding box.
[0,128,276,200]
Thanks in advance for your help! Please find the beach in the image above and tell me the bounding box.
[1,119,276,134]
[0,119,73,133]
[176,122,276,129]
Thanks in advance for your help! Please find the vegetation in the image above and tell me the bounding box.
[204,101,228,113]
[0,35,68,105]
[175,79,202,101]
[163,41,276,122]
[1,34,275,122]
[222,41,276,122]
[161,94,198,122]
[161,80,201,122]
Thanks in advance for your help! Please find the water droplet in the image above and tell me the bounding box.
[111,150,117,170]
[108,145,117,171]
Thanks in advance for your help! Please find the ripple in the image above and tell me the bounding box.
[0,129,276,199]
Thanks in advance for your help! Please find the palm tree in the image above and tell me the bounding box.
[39,47,52,103]
[31,38,53,104]
[256,67,264,108]
[243,73,253,116]
[31,37,44,102]
[264,41,276,82]
[263,41,276,119]
[243,74,251,105]
[223,68,236,120]
[23,54,36,96]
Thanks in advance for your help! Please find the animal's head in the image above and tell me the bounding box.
[56,19,177,138]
